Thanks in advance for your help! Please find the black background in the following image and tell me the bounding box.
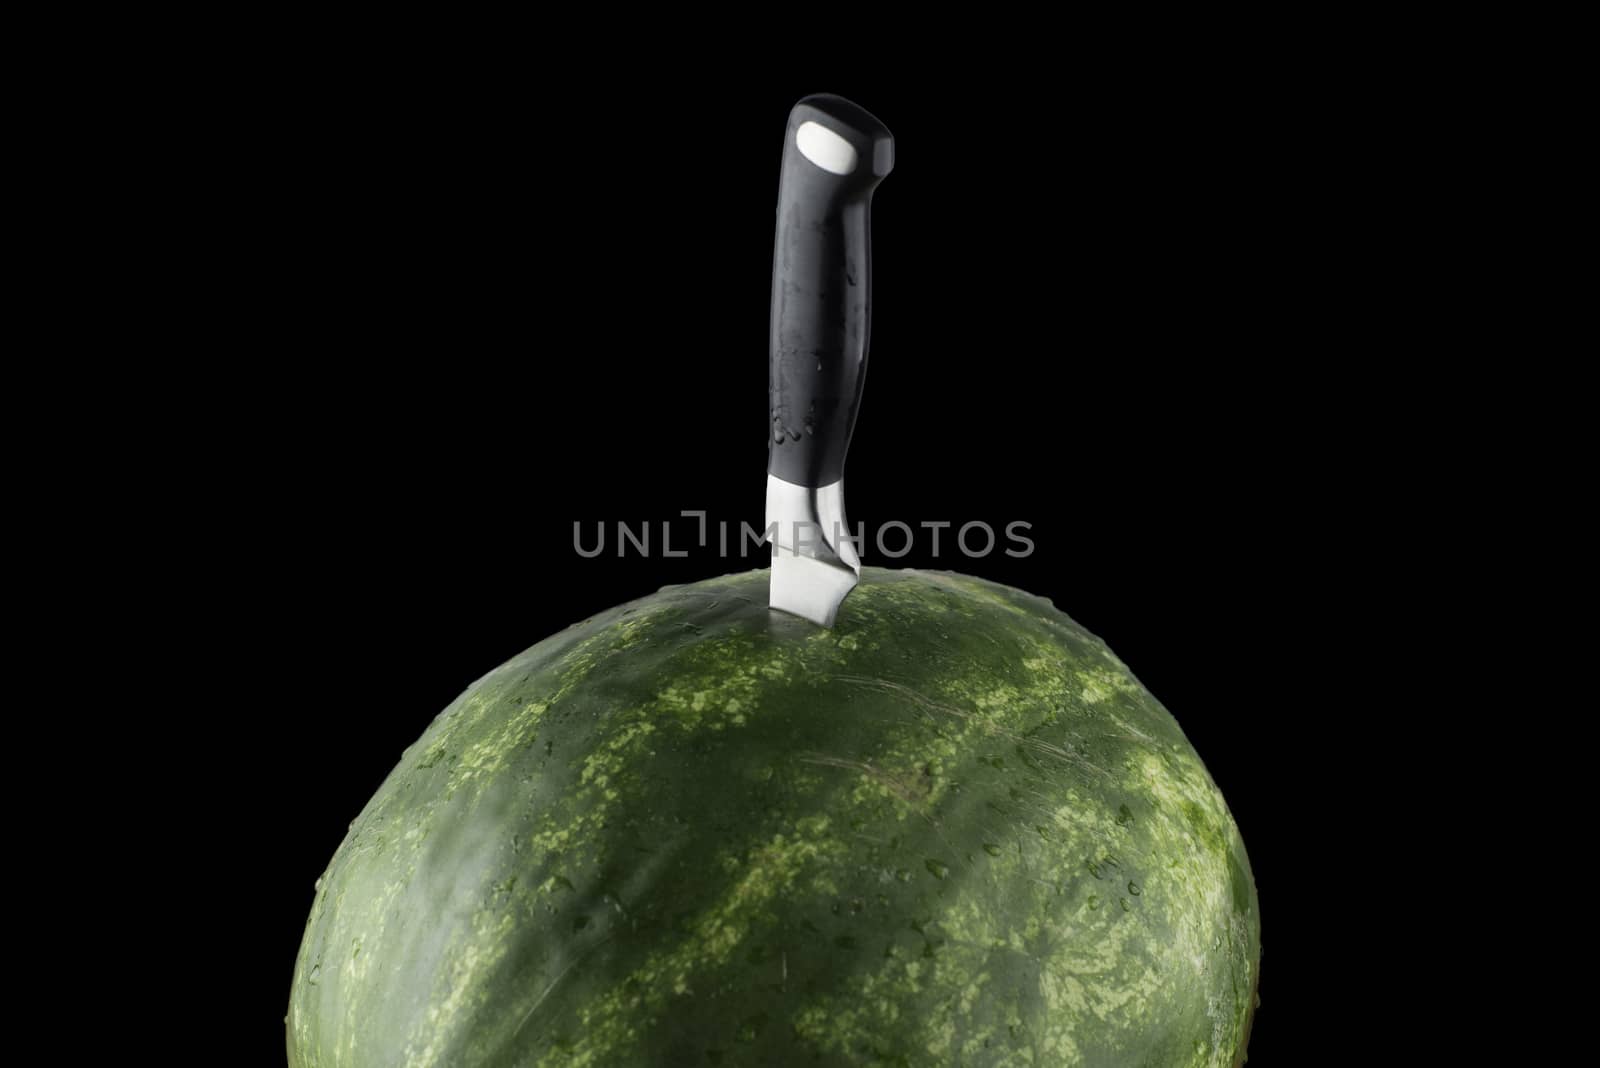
[179,61,1431,1063]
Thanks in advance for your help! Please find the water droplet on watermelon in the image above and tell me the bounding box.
[924,858,949,880]
[1088,861,1103,880]
[307,963,321,985]
[1087,894,1101,910]
[895,868,912,883]
[1128,880,1141,895]
[314,877,323,892]
[1119,898,1131,912]
[982,843,1002,857]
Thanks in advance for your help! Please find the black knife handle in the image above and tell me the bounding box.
[768,94,893,488]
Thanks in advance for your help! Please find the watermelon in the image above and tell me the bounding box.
[288,568,1259,1066]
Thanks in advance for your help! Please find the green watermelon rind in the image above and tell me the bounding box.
[288,567,1260,1067]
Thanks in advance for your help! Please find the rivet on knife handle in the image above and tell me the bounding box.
[766,94,893,627]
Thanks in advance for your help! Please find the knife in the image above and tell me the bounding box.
[767,94,894,627]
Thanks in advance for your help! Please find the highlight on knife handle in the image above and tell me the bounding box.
[768,94,894,490]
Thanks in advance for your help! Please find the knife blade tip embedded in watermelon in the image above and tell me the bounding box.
[288,568,1259,1067]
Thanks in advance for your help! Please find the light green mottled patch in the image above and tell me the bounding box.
[547,826,848,1066]
[404,908,519,1066]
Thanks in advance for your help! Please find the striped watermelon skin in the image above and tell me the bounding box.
[288,568,1259,1067]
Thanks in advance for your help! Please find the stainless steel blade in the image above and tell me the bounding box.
[770,555,859,627]
[766,474,860,626]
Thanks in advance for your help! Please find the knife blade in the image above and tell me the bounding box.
[766,94,893,626]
